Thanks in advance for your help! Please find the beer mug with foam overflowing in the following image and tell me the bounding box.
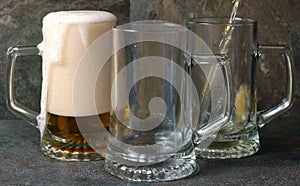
[6,11,117,161]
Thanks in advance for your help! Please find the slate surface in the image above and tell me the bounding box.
[0,119,299,185]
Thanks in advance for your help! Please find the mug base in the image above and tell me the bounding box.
[195,129,260,159]
[41,131,103,161]
[41,143,103,161]
[105,153,198,182]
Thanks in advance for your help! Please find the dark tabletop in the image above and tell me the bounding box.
[0,118,299,185]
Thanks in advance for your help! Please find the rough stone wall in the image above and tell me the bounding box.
[1,0,299,120]
[131,0,300,119]
[0,0,129,119]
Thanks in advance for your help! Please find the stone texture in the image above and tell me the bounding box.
[0,119,299,185]
[0,0,129,119]
[1,0,300,121]
[130,0,300,119]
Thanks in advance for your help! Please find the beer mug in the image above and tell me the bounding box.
[188,17,294,159]
[6,11,117,161]
[104,20,231,182]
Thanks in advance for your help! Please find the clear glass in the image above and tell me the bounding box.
[188,17,294,159]
[105,20,231,182]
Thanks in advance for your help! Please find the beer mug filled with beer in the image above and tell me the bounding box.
[6,11,117,161]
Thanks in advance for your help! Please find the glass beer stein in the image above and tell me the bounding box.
[188,17,294,159]
[104,20,231,182]
[6,11,117,161]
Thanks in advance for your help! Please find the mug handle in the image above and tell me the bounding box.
[192,54,232,144]
[6,46,41,127]
[257,45,294,128]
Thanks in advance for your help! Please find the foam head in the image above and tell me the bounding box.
[39,11,117,117]
[43,10,117,24]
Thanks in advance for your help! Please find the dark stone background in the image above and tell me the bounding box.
[1,0,300,121]
[130,0,300,120]
[0,0,129,119]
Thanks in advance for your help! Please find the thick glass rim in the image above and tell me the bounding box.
[188,17,256,26]
[114,20,187,33]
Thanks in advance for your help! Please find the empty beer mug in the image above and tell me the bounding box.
[188,17,294,159]
[104,20,231,182]
[6,11,117,161]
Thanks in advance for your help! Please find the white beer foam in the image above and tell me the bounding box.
[43,11,117,24]
[37,11,116,136]
[41,11,117,63]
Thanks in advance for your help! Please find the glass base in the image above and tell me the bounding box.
[196,129,260,159]
[105,154,198,182]
[41,132,103,161]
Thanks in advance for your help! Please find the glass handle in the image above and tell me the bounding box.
[192,55,232,144]
[257,45,294,128]
[6,46,41,127]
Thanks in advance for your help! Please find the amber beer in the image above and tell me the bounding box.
[44,112,110,160]
[39,11,117,160]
